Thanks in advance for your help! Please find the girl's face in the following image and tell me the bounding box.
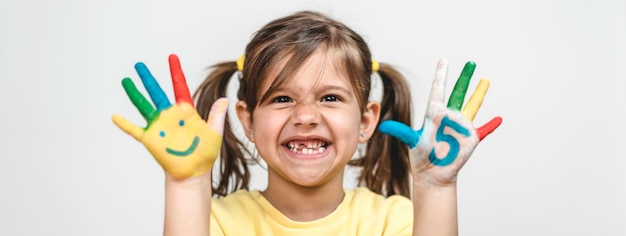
[236,50,380,188]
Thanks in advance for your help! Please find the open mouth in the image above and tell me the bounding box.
[284,139,329,155]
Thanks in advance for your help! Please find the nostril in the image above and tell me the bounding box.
[292,104,320,125]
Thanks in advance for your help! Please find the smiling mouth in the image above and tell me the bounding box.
[166,136,200,157]
[284,140,329,155]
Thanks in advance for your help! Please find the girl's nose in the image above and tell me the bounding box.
[292,102,320,127]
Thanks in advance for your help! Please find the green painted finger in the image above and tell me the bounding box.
[122,78,157,122]
[447,61,476,110]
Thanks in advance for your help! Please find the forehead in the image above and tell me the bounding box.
[261,50,352,93]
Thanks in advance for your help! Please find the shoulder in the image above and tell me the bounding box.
[346,187,413,235]
[212,189,264,212]
[210,190,266,234]
[211,190,265,220]
[349,187,412,209]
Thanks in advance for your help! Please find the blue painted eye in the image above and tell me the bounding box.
[179,120,185,127]
[160,131,165,137]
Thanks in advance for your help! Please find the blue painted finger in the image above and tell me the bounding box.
[135,62,171,110]
[379,120,422,148]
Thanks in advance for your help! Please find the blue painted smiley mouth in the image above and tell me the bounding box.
[166,136,200,157]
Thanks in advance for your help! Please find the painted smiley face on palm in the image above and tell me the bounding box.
[140,102,223,178]
[112,54,227,179]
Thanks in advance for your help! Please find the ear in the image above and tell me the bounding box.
[235,101,254,142]
[359,101,381,143]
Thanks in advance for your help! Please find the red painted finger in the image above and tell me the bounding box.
[169,54,194,106]
[476,116,503,141]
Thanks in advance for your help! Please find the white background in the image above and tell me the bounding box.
[1,0,625,235]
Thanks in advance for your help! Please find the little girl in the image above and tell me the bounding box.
[113,10,502,236]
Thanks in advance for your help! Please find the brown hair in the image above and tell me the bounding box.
[193,11,413,198]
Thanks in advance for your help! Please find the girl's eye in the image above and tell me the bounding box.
[271,96,292,103]
[321,95,340,102]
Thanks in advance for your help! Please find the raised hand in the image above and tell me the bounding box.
[379,59,502,186]
[112,54,228,179]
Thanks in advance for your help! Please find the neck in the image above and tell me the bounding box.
[262,174,345,222]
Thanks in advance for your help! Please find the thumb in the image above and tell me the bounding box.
[111,114,144,141]
[378,120,422,148]
[205,98,229,135]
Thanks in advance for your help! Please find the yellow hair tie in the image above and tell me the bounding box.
[236,55,245,71]
[236,55,379,73]
[371,59,379,73]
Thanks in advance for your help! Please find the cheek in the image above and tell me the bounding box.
[249,115,286,159]
[251,111,284,139]
[325,108,362,133]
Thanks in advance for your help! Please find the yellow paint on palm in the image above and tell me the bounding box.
[141,103,223,179]
[113,54,227,179]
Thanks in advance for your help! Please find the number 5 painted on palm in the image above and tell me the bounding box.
[429,116,470,166]
[379,59,502,167]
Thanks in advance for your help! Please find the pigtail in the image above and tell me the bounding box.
[353,62,412,198]
[193,61,253,197]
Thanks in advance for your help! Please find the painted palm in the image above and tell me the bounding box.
[379,59,502,186]
[112,54,228,179]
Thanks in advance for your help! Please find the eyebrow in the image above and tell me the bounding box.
[269,84,352,95]
[315,85,352,95]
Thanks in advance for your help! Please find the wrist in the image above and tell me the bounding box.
[412,174,458,191]
[165,171,212,189]
[163,169,213,235]
[411,179,459,236]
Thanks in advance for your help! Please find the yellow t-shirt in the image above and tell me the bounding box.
[210,187,412,236]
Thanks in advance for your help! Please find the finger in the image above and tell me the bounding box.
[378,120,422,148]
[169,54,194,106]
[112,114,144,141]
[428,59,449,105]
[121,78,157,122]
[462,78,490,121]
[135,62,172,110]
[206,98,230,135]
[447,61,476,110]
[476,116,503,141]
